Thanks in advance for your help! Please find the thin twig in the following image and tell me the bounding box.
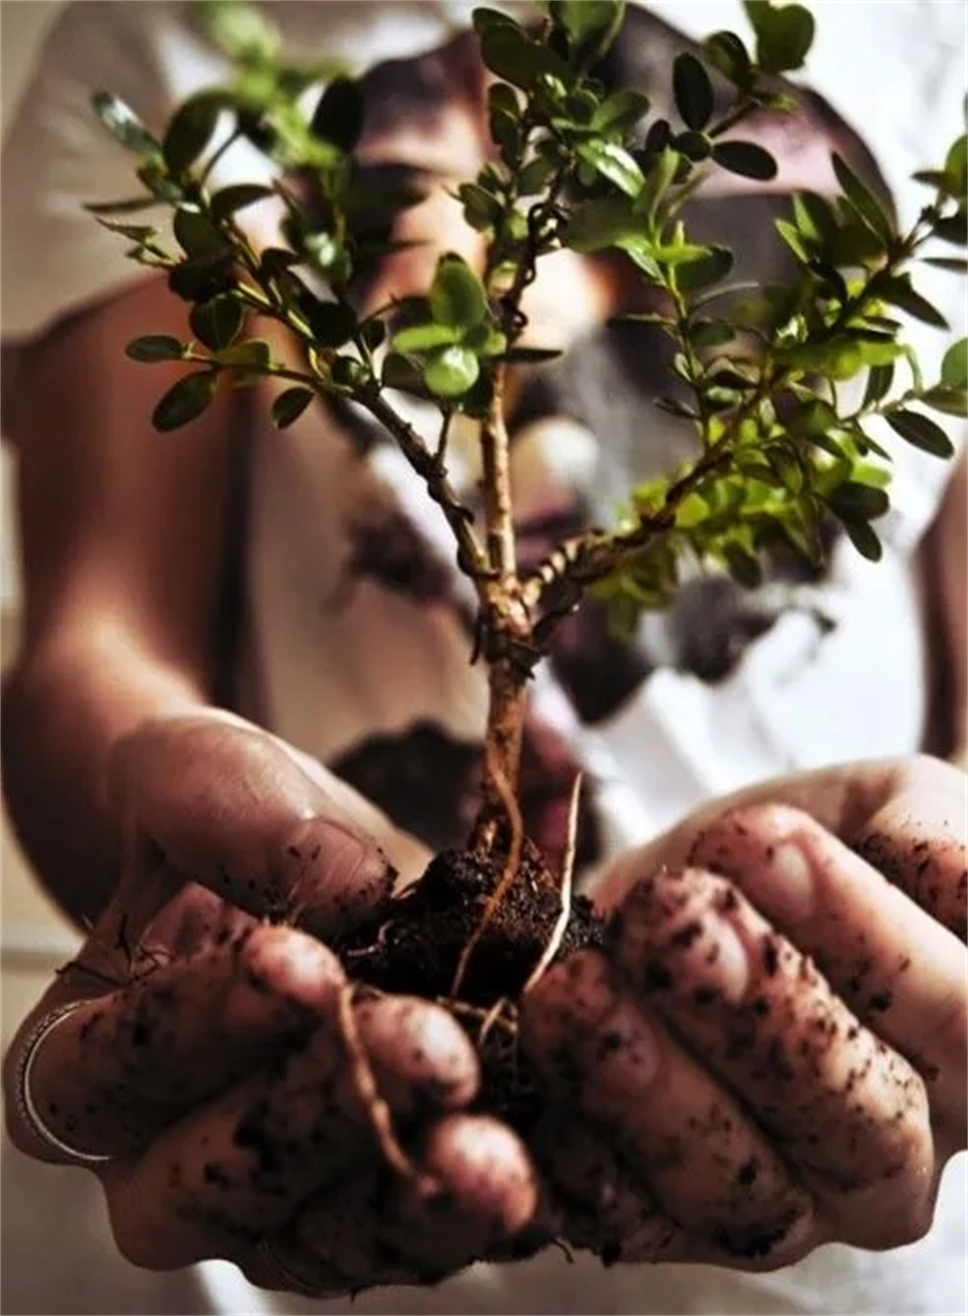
[361,387,491,591]
[522,773,581,996]
[451,742,525,998]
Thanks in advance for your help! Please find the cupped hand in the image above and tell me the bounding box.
[520,754,967,1269]
[3,712,539,1296]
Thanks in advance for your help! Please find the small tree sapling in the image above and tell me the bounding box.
[88,0,966,1166]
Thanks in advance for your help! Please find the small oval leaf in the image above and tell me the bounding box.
[126,335,185,363]
[712,139,778,181]
[152,372,217,431]
[311,78,364,151]
[91,91,161,156]
[430,256,488,329]
[210,184,275,221]
[941,337,968,390]
[673,52,714,132]
[272,387,315,429]
[190,295,244,351]
[884,408,955,458]
[422,345,480,399]
[163,93,223,176]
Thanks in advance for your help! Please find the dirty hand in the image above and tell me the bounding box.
[3,713,538,1297]
[521,754,966,1269]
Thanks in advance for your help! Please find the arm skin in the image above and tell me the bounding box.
[1,276,236,925]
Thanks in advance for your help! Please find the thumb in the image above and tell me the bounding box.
[106,710,427,941]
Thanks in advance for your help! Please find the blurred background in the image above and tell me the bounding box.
[1,0,78,1048]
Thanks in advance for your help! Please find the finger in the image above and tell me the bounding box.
[523,951,816,1268]
[528,1109,684,1264]
[27,924,344,1159]
[612,868,936,1249]
[286,1113,538,1285]
[109,715,397,938]
[690,804,967,1133]
[850,763,967,937]
[99,992,481,1267]
[595,756,966,924]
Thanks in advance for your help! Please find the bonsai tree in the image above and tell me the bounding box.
[87,0,966,1178]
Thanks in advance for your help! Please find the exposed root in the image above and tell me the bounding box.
[522,773,581,996]
[443,997,519,1042]
[336,984,439,1197]
[450,743,525,998]
[478,994,514,1046]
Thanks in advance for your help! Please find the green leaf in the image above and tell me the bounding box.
[943,134,968,197]
[576,140,645,197]
[422,345,480,398]
[919,385,968,417]
[876,276,949,329]
[85,196,162,215]
[828,481,890,521]
[831,153,893,246]
[479,24,561,91]
[125,335,185,363]
[499,346,564,364]
[591,89,650,134]
[941,337,968,389]
[382,352,423,392]
[194,0,280,61]
[688,318,735,348]
[91,91,161,156]
[840,516,883,562]
[712,139,777,181]
[311,78,365,151]
[933,212,968,246]
[673,52,714,132]
[743,1,815,73]
[152,371,217,431]
[518,155,557,195]
[167,251,235,302]
[302,299,358,348]
[550,0,625,63]
[923,256,968,273]
[675,244,733,292]
[458,182,502,231]
[214,339,272,369]
[162,93,223,175]
[271,387,315,428]
[430,256,488,329]
[136,160,183,204]
[190,295,244,351]
[636,147,680,228]
[392,322,463,353]
[564,197,642,252]
[861,362,895,409]
[173,208,231,259]
[884,408,955,458]
[210,183,274,220]
[703,30,753,87]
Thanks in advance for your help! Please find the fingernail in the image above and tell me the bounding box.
[660,911,750,1005]
[693,806,816,925]
[761,841,814,923]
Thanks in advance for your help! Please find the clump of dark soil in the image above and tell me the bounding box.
[336,833,606,1129]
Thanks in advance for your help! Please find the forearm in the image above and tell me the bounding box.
[1,623,208,926]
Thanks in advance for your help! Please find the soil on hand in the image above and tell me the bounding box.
[337,835,606,1129]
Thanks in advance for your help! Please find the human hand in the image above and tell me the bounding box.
[3,712,539,1296]
[519,754,966,1269]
